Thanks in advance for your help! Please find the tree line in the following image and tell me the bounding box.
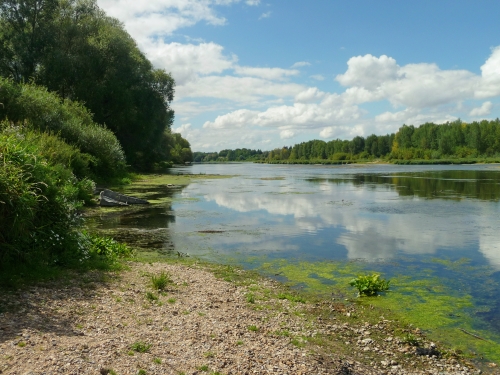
[195,120,500,164]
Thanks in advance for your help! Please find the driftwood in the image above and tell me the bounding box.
[99,189,149,207]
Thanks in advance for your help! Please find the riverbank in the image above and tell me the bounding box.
[0,259,493,375]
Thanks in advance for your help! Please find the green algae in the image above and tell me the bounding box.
[257,258,500,364]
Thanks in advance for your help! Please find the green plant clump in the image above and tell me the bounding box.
[151,271,173,291]
[349,274,390,296]
[130,341,151,353]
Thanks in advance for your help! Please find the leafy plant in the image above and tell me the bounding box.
[130,341,151,353]
[349,274,390,296]
[248,325,258,332]
[151,271,173,291]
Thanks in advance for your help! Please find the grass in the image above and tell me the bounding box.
[145,291,158,302]
[198,365,209,371]
[277,292,306,303]
[151,271,173,291]
[130,341,151,353]
[167,297,176,304]
[245,293,255,303]
[153,357,162,364]
[248,325,259,332]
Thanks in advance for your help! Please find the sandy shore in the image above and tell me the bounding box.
[0,262,493,375]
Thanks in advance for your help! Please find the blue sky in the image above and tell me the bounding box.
[97,0,500,151]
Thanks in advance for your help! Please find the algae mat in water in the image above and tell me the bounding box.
[259,258,500,364]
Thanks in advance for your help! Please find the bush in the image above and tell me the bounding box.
[0,78,125,177]
[349,274,390,296]
[0,124,94,268]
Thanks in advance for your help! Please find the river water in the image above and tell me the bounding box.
[87,163,500,361]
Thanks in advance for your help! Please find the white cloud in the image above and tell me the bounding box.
[144,41,236,85]
[246,0,260,5]
[310,74,325,81]
[259,11,272,19]
[336,54,478,109]
[294,87,326,103]
[469,101,493,117]
[291,61,311,68]
[172,123,192,136]
[280,130,295,139]
[476,46,500,98]
[234,66,299,80]
[178,76,305,102]
[97,0,237,43]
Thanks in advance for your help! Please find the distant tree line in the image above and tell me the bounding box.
[198,120,500,164]
[193,148,268,162]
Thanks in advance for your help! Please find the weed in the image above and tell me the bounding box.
[17,341,26,347]
[277,293,306,303]
[130,341,151,353]
[137,370,146,375]
[145,291,158,302]
[274,330,290,337]
[246,293,255,303]
[151,272,173,291]
[349,274,390,296]
[153,357,162,364]
[115,297,122,302]
[248,325,259,332]
[204,352,215,358]
[198,365,209,371]
[198,312,206,316]
[167,298,176,304]
[402,333,420,346]
[127,350,134,356]
[236,340,244,345]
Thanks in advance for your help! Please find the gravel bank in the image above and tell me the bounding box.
[0,262,496,375]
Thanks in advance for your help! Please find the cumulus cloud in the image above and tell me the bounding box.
[469,101,493,117]
[336,54,478,109]
[476,46,500,98]
[172,123,192,134]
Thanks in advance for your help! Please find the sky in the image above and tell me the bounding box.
[96,0,500,152]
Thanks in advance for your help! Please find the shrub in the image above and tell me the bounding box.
[349,274,390,296]
[0,124,94,269]
[0,78,125,177]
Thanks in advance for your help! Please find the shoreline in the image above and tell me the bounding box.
[0,259,494,375]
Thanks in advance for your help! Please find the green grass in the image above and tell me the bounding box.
[151,272,173,291]
[248,325,259,332]
[153,358,162,364]
[130,341,151,353]
[145,291,158,302]
[277,292,306,303]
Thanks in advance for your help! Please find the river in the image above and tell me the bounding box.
[87,163,500,362]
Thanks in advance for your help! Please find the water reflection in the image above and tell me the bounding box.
[170,165,500,270]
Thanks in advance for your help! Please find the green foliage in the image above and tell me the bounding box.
[151,271,173,291]
[0,123,95,270]
[277,292,306,303]
[245,293,256,303]
[153,358,162,364]
[0,0,185,169]
[247,325,259,332]
[130,341,151,353]
[402,333,420,346]
[137,370,146,375]
[0,77,125,177]
[145,292,158,302]
[85,232,133,259]
[349,274,390,296]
